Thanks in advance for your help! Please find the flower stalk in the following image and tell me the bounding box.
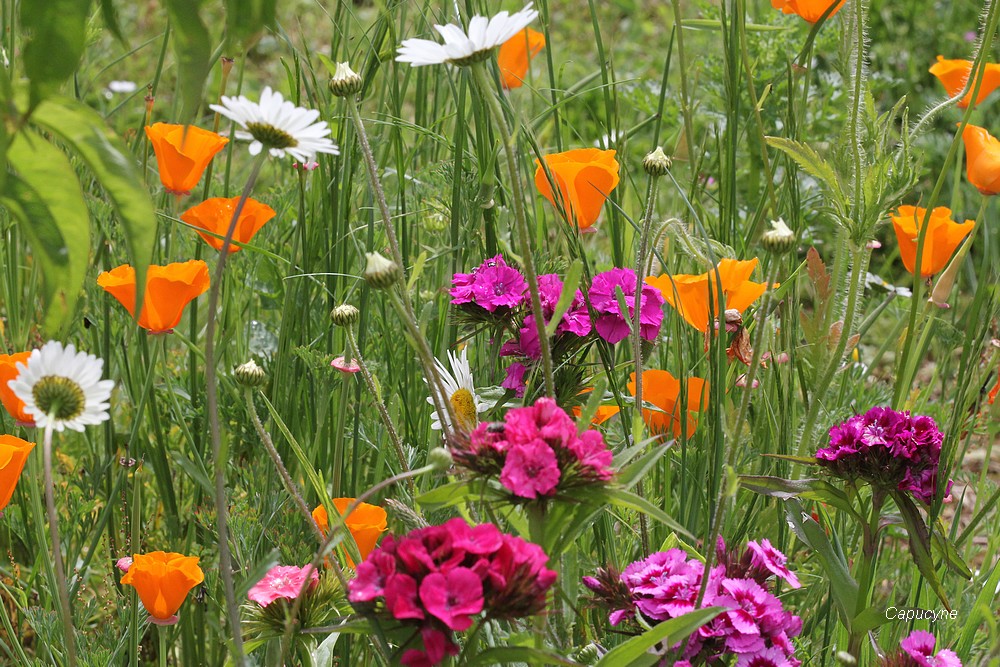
[43,423,78,667]
[203,149,269,663]
[470,61,555,398]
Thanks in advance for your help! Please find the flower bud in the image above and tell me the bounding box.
[234,359,267,387]
[330,303,360,327]
[329,62,363,98]
[427,447,454,472]
[364,251,401,289]
[928,240,971,309]
[761,218,796,255]
[642,146,672,176]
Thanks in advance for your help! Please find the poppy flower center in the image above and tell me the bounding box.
[245,122,299,150]
[32,376,86,421]
[449,388,477,431]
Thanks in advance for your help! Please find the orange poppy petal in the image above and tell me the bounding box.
[0,435,34,512]
[962,124,1000,195]
[534,149,619,229]
[0,352,34,424]
[498,28,545,89]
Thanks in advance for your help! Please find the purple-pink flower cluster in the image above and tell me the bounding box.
[880,630,962,667]
[348,518,556,667]
[584,539,802,666]
[588,267,664,344]
[817,407,951,503]
[456,397,614,499]
[450,255,527,312]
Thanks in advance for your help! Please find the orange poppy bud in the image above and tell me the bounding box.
[646,258,769,333]
[534,148,620,230]
[889,206,974,278]
[120,551,204,625]
[628,370,708,438]
[770,0,845,23]
[0,353,35,426]
[929,56,1000,108]
[144,123,229,196]
[96,260,211,334]
[497,28,545,90]
[0,435,35,513]
[312,499,388,566]
[961,124,1000,195]
[180,197,277,253]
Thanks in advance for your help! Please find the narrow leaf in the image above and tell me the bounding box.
[545,259,583,337]
[891,490,950,609]
[163,0,213,121]
[468,647,578,666]
[595,607,726,667]
[20,0,90,109]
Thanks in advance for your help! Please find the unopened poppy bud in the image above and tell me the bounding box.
[234,359,267,387]
[642,146,672,176]
[427,447,453,472]
[330,303,360,327]
[364,252,401,289]
[928,239,972,309]
[761,218,796,255]
[329,62,364,98]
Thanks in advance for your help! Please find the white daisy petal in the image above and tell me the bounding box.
[10,341,113,431]
[396,3,538,67]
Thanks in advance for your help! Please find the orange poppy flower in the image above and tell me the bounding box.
[144,123,229,196]
[121,551,204,624]
[180,197,277,253]
[628,370,708,438]
[498,28,546,90]
[534,148,620,230]
[0,352,34,426]
[771,0,845,23]
[889,206,974,278]
[571,388,620,425]
[97,260,211,333]
[312,498,388,566]
[929,57,1000,108]
[646,258,769,333]
[0,435,35,513]
[961,124,1000,196]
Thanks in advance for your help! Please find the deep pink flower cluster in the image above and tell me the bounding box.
[588,267,664,344]
[879,630,962,667]
[348,518,557,667]
[817,407,951,503]
[450,255,527,312]
[457,397,614,499]
[584,540,801,665]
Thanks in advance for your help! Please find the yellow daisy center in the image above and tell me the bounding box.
[33,376,85,421]
[450,388,478,432]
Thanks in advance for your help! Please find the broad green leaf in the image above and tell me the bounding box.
[416,480,480,510]
[765,136,847,212]
[20,0,90,109]
[163,0,213,121]
[784,499,858,625]
[595,607,726,667]
[931,518,973,580]
[739,475,859,518]
[3,130,90,333]
[225,0,277,50]
[851,605,892,634]
[603,487,693,540]
[891,490,950,609]
[468,647,578,666]
[616,441,671,491]
[27,94,157,315]
[955,558,1000,659]
[545,259,583,337]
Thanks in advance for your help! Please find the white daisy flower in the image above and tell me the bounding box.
[209,86,340,163]
[397,3,539,67]
[8,341,114,432]
[427,348,487,432]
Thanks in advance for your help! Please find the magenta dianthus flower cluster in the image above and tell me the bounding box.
[456,397,614,500]
[880,630,962,667]
[348,518,556,667]
[450,255,527,312]
[817,406,951,503]
[584,539,802,666]
[587,267,665,345]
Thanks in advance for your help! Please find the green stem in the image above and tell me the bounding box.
[158,624,168,667]
[344,96,454,436]
[470,61,555,398]
[43,423,78,667]
[344,328,413,492]
[796,244,869,461]
[244,387,324,542]
[204,150,268,664]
